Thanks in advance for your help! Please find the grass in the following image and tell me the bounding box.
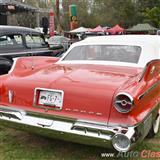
[0,126,159,160]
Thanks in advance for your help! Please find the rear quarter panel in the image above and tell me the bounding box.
[108,60,160,126]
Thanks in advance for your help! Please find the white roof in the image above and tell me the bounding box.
[59,35,160,68]
[82,35,160,46]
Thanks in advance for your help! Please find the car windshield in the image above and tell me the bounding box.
[63,45,141,64]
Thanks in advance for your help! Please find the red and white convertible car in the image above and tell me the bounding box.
[0,35,160,152]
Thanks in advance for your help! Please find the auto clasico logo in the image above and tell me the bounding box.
[101,150,160,158]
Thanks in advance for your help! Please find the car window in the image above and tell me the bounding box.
[63,45,141,64]
[14,35,23,44]
[48,36,70,44]
[0,35,23,48]
[25,34,46,48]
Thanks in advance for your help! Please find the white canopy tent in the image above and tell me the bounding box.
[70,27,89,33]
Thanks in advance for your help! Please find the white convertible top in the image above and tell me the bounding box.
[82,35,160,45]
[59,35,160,67]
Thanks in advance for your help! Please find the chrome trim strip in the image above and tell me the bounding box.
[8,90,14,103]
[0,108,25,120]
[0,49,52,56]
[57,60,141,68]
[8,58,18,74]
[0,106,75,122]
[72,121,113,132]
[138,80,160,100]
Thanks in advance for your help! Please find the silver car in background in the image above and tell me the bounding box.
[48,35,71,51]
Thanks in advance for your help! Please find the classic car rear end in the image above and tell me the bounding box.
[0,35,159,152]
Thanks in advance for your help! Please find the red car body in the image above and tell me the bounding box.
[0,35,160,152]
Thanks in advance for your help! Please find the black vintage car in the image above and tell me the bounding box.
[0,25,63,75]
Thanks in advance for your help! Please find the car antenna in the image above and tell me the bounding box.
[30,24,34,70]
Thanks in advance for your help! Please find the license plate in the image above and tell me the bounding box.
[38,90,63,109]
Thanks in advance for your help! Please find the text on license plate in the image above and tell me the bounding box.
[38,90,63,108]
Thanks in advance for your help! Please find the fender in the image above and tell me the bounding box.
[114,59,160,101]
[109,59,160,126]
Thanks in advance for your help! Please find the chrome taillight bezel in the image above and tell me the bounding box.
[114,92,134,113]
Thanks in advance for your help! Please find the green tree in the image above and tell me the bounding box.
[92,0,136,28]
[134,0,160,27]
[15,0,160,30]
[62,0,93,30]
[143,7,160,27]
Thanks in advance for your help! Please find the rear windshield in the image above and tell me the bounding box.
[63,45,141,64]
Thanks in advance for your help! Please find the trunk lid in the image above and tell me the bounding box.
[3,64,141,123]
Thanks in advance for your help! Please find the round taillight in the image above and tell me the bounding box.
[114,92,134,113]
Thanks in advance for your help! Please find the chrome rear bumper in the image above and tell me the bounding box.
[0,106,153,152]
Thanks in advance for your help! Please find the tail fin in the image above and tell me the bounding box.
[139,59,160,82]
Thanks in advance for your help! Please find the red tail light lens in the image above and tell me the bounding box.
[114,92,134,113]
